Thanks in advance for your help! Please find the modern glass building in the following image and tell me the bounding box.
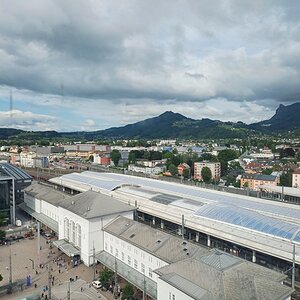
[0,163,32,224]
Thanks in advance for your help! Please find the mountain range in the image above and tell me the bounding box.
[1,102,299,141]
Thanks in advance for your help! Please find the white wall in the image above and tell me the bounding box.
[41,200,59,222]
[58,208,134,266]
[104,231,168,283]
[24,193,41,213]
[157,277,194,300]
[58,207,90,264]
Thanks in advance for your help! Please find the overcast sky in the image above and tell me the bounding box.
[0,0,299,131]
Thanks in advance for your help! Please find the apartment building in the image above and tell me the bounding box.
[194,161,221,181]
[240,174,280,190]
[292,168,300,188]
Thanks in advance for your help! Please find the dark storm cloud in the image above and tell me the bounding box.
[0,0,299,107]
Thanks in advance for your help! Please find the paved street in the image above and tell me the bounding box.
[0,235,114,300]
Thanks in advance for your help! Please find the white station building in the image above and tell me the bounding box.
[19,171,300,299]
[48,172,300,277]
[20,182,293,299]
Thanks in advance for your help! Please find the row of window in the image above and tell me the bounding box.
[64,218,81,248]
[105,242,155,278]
[106,235,163,266]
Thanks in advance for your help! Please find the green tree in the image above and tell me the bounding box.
[280,171,293,187]
[99,268,114,288]
[110,150,121,166]
[182,168,190,179]
[217,149,239,176]
[168,164,178,176]
[200,153,218,162]
[128,151,137,164]
[122,283,134,300]
[262,168,273,175]
[201,167,212,183]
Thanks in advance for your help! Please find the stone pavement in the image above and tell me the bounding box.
[0,236,117,300]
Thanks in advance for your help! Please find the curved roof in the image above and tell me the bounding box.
[0,163,32,180]
[195,204,300,242]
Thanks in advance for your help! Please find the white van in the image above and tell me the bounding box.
[92,280,102,289]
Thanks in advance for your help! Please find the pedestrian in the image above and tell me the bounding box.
[34,283,37,288]
[81,287,83,292]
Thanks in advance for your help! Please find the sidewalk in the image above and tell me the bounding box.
[0,236,116,300]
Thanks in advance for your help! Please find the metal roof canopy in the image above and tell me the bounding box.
[18,203,58,232]
[95,251,157,299]
[53,239,80,257]
[0,163,32,180]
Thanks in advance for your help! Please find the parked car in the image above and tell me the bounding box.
[92,280,102,289]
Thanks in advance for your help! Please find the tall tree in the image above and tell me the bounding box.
[99,268,114,288]
[217,149,238,176]
[122,283,134,300]
[110,150,121,166]
[201,167,212,183]
[168,164,178,176]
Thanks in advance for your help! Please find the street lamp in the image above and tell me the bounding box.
[290,229,300,290]
[29,258,34,269]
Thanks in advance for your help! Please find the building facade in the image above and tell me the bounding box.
[194,162,221,181]
[292,169,300,188]
[240,173,280,190]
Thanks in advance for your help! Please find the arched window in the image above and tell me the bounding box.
[70,220,75,243]
[77,224,81,248]
[64,218,69,240]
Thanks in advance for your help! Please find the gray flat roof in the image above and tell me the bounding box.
[24,183,70,206]
[156,249,291,300]
[59,190,135,219]
[159,273,212,300]
[104,216,210,264]
[49,172,300,263]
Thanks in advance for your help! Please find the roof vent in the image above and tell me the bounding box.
[71,201,75,205]
[183,248,188,251]
[156,240,161,243]
[129,234,135,239]
[186,252,190,256]
[182,241,187,245]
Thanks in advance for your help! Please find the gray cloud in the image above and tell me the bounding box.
[0,0,299,130]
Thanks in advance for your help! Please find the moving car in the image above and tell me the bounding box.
[92,280,102,289]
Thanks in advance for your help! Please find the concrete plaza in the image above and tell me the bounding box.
[0,236,115,300]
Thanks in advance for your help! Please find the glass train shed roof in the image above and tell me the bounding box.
[194,204,300,242]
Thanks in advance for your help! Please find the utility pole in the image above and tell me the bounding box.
[281,185,284,202]
[113,256,118,298]
[9,90,13,127]
[37,222,40,267]
[143,275,146,300]
[48,264,52,299]
[8,248,12,294]
[93,241,96,281]
[182,215,185,240]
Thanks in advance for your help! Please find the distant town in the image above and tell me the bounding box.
[1,136,300,300]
